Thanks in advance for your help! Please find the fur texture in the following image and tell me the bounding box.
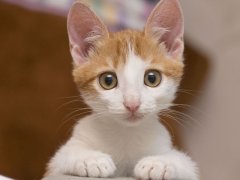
[46,0,199,179]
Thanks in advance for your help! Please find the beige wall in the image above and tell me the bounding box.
[180,0,240,179]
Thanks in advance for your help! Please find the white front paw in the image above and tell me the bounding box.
[75,154,116,178]
[134,156,198,180]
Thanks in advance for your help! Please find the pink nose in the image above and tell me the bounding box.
[124,101,140,113]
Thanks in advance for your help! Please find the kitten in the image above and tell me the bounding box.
[46,0,199,179]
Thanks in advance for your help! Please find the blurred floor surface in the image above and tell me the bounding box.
[43,176,134,180]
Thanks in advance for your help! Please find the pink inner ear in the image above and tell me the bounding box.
[67,2,108,65]
[145,0,184,58]
[160,16,183,51]
[69,19,92,57]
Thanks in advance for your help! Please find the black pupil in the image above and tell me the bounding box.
[148,73,156,84]
[105,75,113,86]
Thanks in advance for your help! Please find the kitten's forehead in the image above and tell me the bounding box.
[120,47,147,90]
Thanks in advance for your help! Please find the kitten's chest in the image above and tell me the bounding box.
[94,125,169,174]
[80,118,171,157]
[99,131,156,176]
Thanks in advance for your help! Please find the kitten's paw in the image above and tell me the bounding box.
[134,156,198,180]
[47,147,117,178]
[134,157,174,180]
[76,154,116,178]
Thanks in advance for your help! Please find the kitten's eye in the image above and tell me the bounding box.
[99,72,118,90]
[144,70,162,88]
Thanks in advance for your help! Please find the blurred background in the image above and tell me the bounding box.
[0,0,239,179]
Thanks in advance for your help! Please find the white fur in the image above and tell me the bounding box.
[47,50,198,179]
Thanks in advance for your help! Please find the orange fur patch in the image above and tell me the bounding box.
[73,30,184,93]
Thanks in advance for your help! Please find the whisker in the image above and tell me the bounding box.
[55,99,81,112]
[62,108,93,122]
[56,111,93,134]
[57,95,81,100]
[160,112,185,128]
[166,109,202,127]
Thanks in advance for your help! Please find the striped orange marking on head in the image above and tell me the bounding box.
[73,30,184,94]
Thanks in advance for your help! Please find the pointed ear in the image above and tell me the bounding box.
[67,1,109,65]
[145,0,184,59]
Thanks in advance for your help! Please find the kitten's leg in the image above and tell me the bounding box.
[46,138,116,178]
[134,149,198,180]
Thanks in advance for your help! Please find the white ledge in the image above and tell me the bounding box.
[42,176,134,180]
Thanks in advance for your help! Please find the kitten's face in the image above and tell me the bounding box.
[73,31,184,124]
[68,0,184,125]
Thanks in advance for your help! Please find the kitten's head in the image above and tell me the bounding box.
[68,0,184,125]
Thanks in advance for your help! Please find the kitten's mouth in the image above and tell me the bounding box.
[126,113,144,122]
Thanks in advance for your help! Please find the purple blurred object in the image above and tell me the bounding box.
[2,0,159,30]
